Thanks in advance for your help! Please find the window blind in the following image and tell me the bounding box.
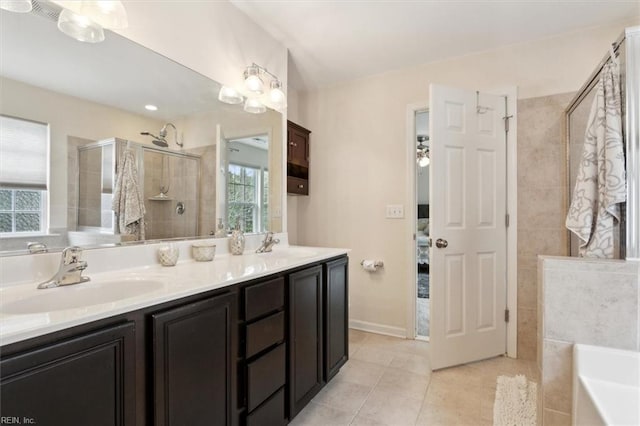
[0,115,48,190]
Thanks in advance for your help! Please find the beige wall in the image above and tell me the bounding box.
[0,77,165,231]
[292,19,638,336]
[117,1,288,97]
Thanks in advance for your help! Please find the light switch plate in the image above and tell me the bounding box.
[386,204,404,219]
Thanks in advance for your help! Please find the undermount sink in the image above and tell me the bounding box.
[259,248,318,259]
[0,277,166,315]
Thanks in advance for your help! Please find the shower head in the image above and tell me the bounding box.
[140,131,169,147]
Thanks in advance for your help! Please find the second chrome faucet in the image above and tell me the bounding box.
[38,247,90,289]
[255,232,280,253]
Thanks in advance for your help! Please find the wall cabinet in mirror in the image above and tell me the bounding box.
[287,121,310,196]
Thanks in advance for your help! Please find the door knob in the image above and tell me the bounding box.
[435,238,448,248]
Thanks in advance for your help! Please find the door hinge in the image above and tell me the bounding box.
[503,115,513,133]
[413,233,416,241]
[505,214,510,227]
[504,308,510,323]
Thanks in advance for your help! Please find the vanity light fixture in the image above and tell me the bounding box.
[244,64,264,94]
[0,0,33,13]
[52,0,128,43]
[218,63,286,113]
[244,97,267,114]
[76,0,128,29]
[218,86,244,105]
[268,79,286,110]
[57,8,105,43]
[417,135,430,167]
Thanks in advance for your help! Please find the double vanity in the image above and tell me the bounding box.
[0,240,349,426]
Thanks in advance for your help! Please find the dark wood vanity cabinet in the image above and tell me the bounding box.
[287,120,310,196]
[324,257,349,381]
[152,292,237,426]
[288,265,324,418]
[241,277,287,426]
[0,322,136,426]
[0,255,349,426]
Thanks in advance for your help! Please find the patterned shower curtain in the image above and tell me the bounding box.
[566,60,626,258]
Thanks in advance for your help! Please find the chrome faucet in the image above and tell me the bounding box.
[255,232,280,253]
[27,241,48,254]
[37,246,90,289]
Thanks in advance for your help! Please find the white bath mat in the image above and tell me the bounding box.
[493,374,537,426]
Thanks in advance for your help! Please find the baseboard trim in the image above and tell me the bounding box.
[349,319,407,338]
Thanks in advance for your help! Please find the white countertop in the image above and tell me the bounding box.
[0,245,349,347]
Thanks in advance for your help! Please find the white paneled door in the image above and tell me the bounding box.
[429,84,507,370]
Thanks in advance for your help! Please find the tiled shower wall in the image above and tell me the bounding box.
[538,257,640,425]
[516,93,575,360]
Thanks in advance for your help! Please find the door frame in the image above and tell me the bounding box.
[404,86,518,358]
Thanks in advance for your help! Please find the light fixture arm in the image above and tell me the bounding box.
[249,62,279,82]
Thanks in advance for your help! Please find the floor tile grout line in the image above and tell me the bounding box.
[346,333,408,426]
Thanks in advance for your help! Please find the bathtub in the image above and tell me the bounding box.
[572,344,640,426]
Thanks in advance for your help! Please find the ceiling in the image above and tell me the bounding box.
[231,0,639,90]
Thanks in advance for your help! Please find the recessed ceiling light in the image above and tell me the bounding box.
[145,104,158,111]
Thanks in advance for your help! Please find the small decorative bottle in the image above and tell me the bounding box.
[228,218,245,255]
[214,218,226,238]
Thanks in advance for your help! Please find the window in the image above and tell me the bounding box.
[0,115,48,235]
[227,164,268,233]
[0,189,45,233]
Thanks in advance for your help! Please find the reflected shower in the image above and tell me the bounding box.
[141,123,183,148]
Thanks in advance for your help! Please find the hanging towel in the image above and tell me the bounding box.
[566,61,626,258]
[112,148,146,240]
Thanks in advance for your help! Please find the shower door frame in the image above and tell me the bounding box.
[565,26,640,260]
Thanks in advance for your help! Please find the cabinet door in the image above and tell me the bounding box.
[324,257,349,381]
[152,292,237,426]
[0,322,136,426]
[287,126,309,168]
[288,265,323,419]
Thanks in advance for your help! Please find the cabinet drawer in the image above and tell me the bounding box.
[247,344,286,411]
[244,277,284,321]
[246,387,285,426]
[287,176,308,195]
[246,311,284,358]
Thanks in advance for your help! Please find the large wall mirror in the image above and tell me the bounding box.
[0,4,284,256]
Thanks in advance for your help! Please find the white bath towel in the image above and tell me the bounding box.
[112,148,146,240]
[566,61,626,258]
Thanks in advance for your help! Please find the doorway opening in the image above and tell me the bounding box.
[415,110,430,340]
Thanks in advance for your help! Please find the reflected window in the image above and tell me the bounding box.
[0,116,48,235]
[227,164,268,233]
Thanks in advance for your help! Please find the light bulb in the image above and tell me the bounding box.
[218,86,244,105]
[79,0,128,29]
[57,8,105,43]
[418,156,430,167]
[244,98,266,114]
[244,65,264,94]
[268,79,286,110]
[0,0,32,13]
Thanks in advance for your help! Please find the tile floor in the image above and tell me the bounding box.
[290,329,537,426]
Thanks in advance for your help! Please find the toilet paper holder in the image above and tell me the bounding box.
[360,260,384,269]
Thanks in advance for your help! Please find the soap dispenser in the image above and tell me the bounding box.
[228,218,245,255]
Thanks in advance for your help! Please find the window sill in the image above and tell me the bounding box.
[0,232,61,240]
